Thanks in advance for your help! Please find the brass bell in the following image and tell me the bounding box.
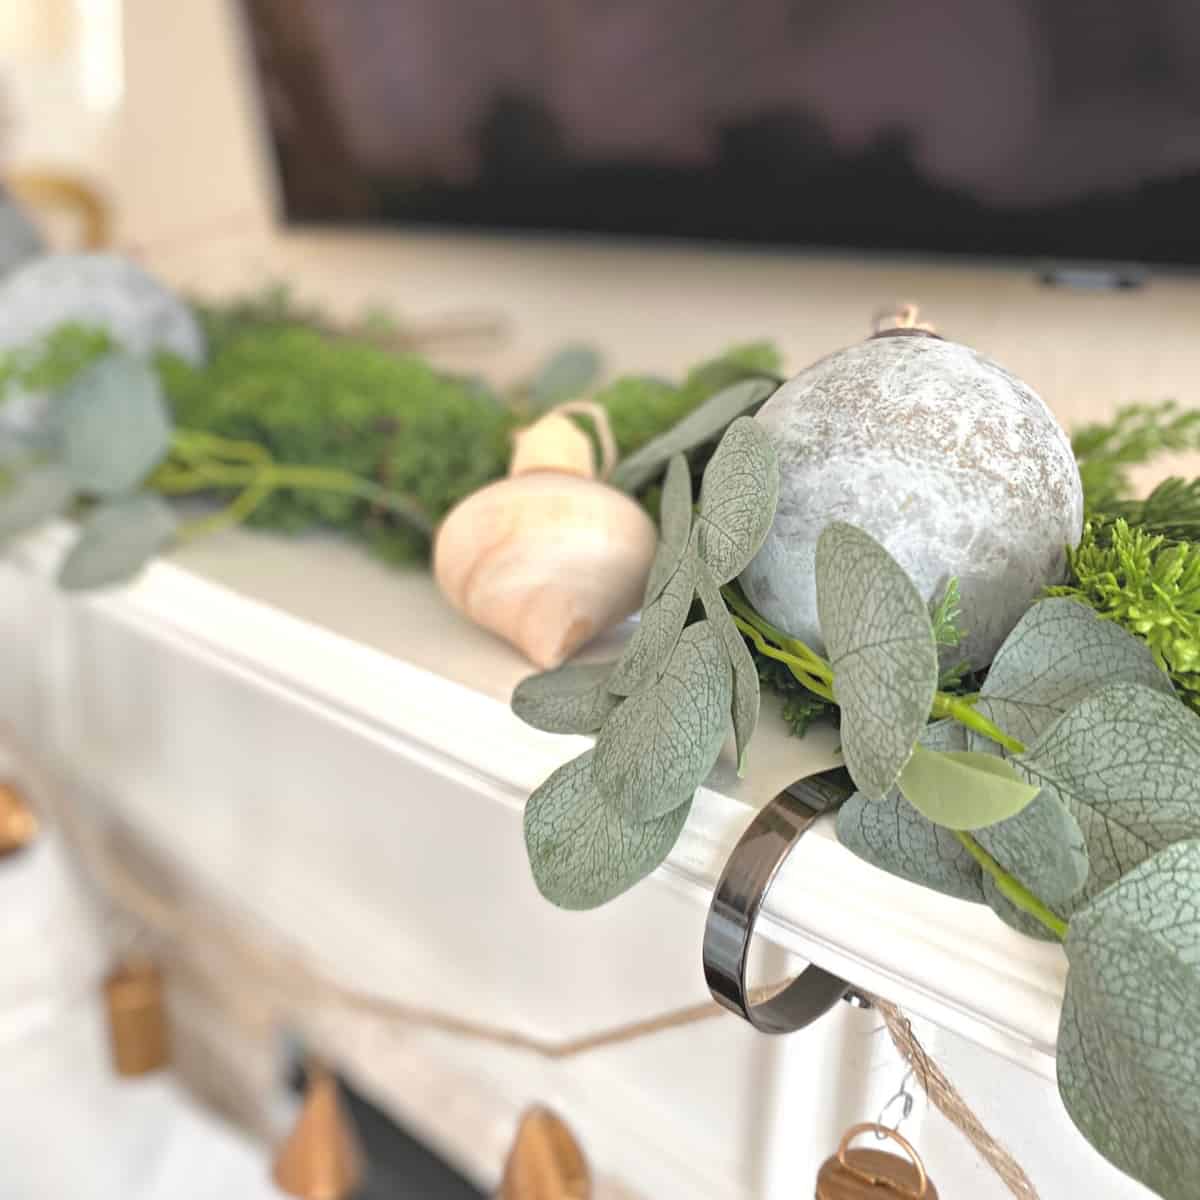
[0,781,37,857]
[272,1063,366,1200]
[103,959,171,1076]
[499,1107,591,1200]
[816,1123,938,1200]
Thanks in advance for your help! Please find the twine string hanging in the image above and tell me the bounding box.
[32,740,1036,1199]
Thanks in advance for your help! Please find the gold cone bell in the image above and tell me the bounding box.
[500,1107,591,1200]
[0,781,37,857]
[104,958,170,1076]
[272,1065,366,1200]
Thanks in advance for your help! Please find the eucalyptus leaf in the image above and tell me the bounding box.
[54,352,172,495]
[694,558,759,772]
[836,720,986,903]
[610,378,777,493]
[609,551,696,696]
[530,344,602,408]
[0,462,73,540]
[511,662,621,735]
[57,493,176,590]
[644,454,693,605]
[1018,682,1200,903]
[694,416,780,584]
[975,791,1088,918]
[973,598,1172,752]
[897,744,1040,831]
[815,522,939,800]
[594,620,732,820]
[524,750,692,910]
[1058,840,1200,1197]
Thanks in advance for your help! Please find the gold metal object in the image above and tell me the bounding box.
[815,1123,937,1200]
[872,302,938,336]
[272,1064,366,1200]
[5,170,111,248]
[499,1107,591,1200]
[103,959,171,1076]
[0,782,38,857]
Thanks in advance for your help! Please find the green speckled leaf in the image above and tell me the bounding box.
[835,720,986,903]
[609,550,696,696]
[1058,840,1200,1197]
[694,416,779,585]
[975,598,1172,752]
[57,493,176,590]
[0,462,72,539]
[644,454,692,605]
[511,662,620,735]
[54,352,171,495]
[594,620,731,820]
[975,791,1088,925]
[524,750,691,909]
[694,558,759,773]
[529,344,602,408]
[610,378,777,494]
[1018,682,1200,903]
[897,744,1040,831]
[815,522,939,800]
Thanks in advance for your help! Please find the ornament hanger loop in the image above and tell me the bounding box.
[837,1123,929,1198]
[875,1069,916,1138]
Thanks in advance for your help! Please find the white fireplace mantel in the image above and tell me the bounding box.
[0,524,1147,1199]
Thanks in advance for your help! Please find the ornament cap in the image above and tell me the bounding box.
[272,1065,366,1200]
[0,782,38,857]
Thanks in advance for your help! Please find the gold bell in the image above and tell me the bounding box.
[816,1123,938,1200]
[103,959,171,1077]
[272,1063,366,1200]
[0,781,38,857]
[499,1107,591,1200]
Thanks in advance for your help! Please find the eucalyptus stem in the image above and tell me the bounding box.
[930,693,1026,755]
[722,587,835,681]
[730,614,836,702]
[954,831,1068,941]
[157,428,434,540]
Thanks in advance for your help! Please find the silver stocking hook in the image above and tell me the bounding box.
[702,769,861,1033]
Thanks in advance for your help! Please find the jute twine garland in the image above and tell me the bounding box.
[37,754,1037,1198]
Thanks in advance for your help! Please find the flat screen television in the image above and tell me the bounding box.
[239,0,1200,268]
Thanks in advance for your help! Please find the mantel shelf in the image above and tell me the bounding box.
[7,526,1065,1081]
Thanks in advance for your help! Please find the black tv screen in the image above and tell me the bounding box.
[241,0,1200,266]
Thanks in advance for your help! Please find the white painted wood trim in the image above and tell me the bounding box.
[8,526,1066,1080]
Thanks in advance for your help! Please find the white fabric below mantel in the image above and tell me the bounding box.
[0,835,284,1200]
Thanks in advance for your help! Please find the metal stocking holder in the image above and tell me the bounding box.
[702,768,865,1033]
